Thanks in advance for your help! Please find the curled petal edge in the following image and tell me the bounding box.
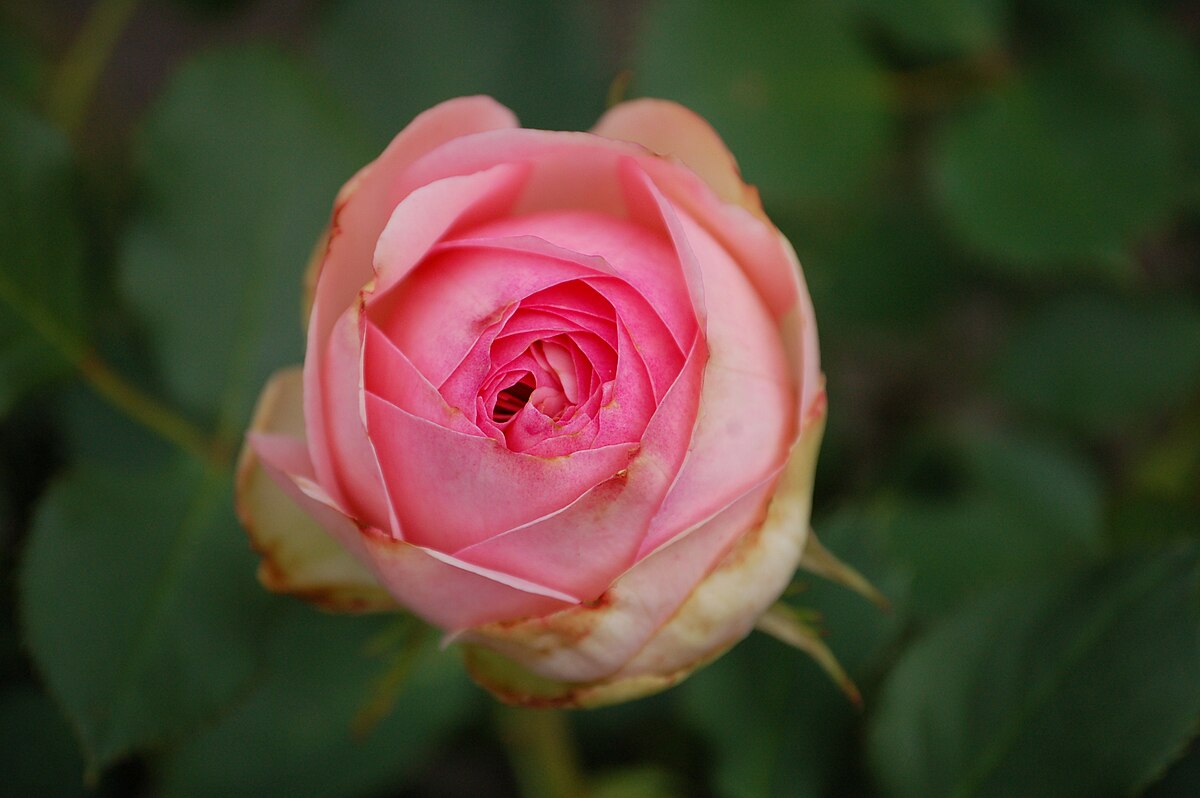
[235,367,398,612]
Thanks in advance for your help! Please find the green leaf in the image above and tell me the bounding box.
[314,0,609,141]
[931,65,1179,271]
[0,101,85,417]
[852,0,1006,57]
[159,607,475,798]
[1145,739,1200,798]
[993,294,1200,436]
[869,544,1200,798]
[19,458,276,771]
[0,23,43,104]
[883,426,1105,616]
[787,192,958,339]
[0,688,90,797]
[680,633,853,798]
[119,47,370,432]
[632,0,892,207]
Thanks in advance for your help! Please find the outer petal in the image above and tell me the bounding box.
[235,368,396,612]
[304,102,520,521]
[258,455,576,629]
[592,98,764,218]
[463,394,827,705]
[640,212,794,555]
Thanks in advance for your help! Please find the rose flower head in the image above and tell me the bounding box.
[237,97,869,708]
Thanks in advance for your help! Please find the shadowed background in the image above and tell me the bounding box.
[1,1,1199,796]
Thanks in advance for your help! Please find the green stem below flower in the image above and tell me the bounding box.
[496,705,590,798]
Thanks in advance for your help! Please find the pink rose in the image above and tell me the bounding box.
[237,96,825,707]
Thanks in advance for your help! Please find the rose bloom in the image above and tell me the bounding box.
[237,96,826,707]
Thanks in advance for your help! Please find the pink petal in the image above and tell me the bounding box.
[633,154,802,322]
[370,237,601,387]
[363,391,639,551]
[450,332,707,606]
[397,128,646,218]
[639,213,794,556]
[254,434,574,628]
[592,98,764,216]
[305,99,519,511]
[465,202,697,354]
[311,305,392,530]
[460,464,776,682]
[362,322,480,435]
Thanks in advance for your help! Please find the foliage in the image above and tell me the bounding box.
[1,0,1197,795]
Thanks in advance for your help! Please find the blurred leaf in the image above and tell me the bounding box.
[869,543,1200,798]
[993,294,1200,436]
[591,767,683,798]
[680,633,853,798]
[0,23,42,104]
[1145,739,1200,798]
[19,458,275,771]
[314,0,609,140]
[680,515,904,798]
[120,47,369,432]
[0,101,85,418]
[853,0,1006,57]
[159,607,475,798]
[0,688,89,797]
[931,64,1179,270]
[884,426,1105,616]
[788,192,958,338]
[633,0,892,207]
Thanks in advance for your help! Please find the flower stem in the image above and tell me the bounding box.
[44,0,141,138]
[0,273,221,468]
[496,706,590,798]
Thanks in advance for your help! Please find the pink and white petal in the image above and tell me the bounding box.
[778,234,823,416]
[462,393,825,684]
[371,238,596,387]
[466,202,697,353]
[311,305,392,530]
[397,129,646,218]
[364,392,639,551]
[634,155,802,321]
[503,332,704,591]
[612,395,826,680]
[592,316,657,447]
[592,98,764,217]
[451,443,668,602]
[362,322,480,434]
[236,367,396,612]
[306,97,519,338]
[639,213,794,556]
[304,99,519,505]
[458,464,776,682]
[252,431,575,628]
[358,533,574,629]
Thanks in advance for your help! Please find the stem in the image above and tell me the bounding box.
[496,706,590,798]
[44,0,141,138]
[0,273,220,467]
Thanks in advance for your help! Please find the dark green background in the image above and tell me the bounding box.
[2,1,1198,796]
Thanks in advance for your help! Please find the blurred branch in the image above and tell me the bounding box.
[44,0,141,138]
[889,50,1014,113]
[0,273,222,468]
[497,706,590,798]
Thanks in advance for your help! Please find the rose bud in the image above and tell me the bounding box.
[237,97,869,708]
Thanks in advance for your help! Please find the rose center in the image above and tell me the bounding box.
[492,374,535,422]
